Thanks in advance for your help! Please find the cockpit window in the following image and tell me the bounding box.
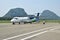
[14,18,18,19]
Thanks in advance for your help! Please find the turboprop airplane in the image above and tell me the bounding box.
[11,13,40,24]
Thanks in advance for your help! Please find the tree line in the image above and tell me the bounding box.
[0,17,12,20]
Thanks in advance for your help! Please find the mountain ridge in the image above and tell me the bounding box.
[40,10,60,20]
[0,8,60,20]
[3,8,28,18]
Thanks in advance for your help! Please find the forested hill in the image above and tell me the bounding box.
[40,10,60,20]
[2,8,28,19]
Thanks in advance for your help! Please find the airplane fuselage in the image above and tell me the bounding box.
[11,17,34,24]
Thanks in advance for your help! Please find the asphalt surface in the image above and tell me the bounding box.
[0,23,60,40]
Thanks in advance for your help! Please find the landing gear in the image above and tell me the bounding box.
[24,22,26,24]
[43,22,45,24]
[19,22,20,24]
[24,22,32,24]
[29,22,32,24]
[43,21,45,24]
[12,22,15,25]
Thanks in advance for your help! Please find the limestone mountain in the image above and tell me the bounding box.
[3,8,27,19]
[40,10,60,20]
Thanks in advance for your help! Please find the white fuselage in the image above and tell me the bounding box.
[11,13,40,24]
[11,17,32,23]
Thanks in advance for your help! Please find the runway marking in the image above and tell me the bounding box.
[3,27,53,40]
[21,28,56,40]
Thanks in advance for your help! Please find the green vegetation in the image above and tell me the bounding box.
[0,20,60,23]
[0,20,10,23]
[40,20,60,23]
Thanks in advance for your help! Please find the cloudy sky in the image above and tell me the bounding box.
[0,0,60,17]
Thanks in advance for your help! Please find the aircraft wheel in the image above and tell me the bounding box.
[19,22,20,24]
[30,22,32,24]
[43,22,45,24]
[24,22,26,24]
[12,22,15,25]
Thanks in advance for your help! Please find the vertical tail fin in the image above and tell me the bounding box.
[37,13,40,17]
[36,13,40,22]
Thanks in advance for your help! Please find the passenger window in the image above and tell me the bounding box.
[30,17,34,19]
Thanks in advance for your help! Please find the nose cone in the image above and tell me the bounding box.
[11,19,14,22]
